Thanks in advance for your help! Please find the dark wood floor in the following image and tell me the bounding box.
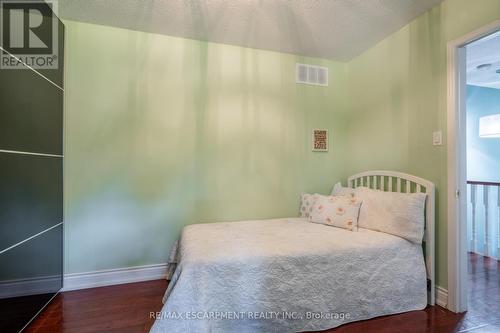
[26,253,499,333]
[25,280,167,333]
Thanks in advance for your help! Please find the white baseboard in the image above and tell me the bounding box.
[436,286,448,308]
[63,263,167,292]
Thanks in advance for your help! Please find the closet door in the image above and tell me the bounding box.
[0,4,64,332]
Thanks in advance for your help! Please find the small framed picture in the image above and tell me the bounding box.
[312,129,328,152]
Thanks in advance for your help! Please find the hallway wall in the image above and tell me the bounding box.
[467,85,500,183]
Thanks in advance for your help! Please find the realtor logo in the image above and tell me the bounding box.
[0,0,59,69]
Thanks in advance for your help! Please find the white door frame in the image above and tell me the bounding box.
[447,19,500,313]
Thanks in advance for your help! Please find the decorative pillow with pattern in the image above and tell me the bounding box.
[309,194,362,231]
[299,193,317,218]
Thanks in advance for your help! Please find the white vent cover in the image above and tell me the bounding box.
[296,63,328,86]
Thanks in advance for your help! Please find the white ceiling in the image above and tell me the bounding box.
[59,0,443,62]
[467,31,500,90]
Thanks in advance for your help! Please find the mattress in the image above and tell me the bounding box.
[150,218,427,333]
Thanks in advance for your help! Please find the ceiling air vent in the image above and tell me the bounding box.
[296,63,328,86]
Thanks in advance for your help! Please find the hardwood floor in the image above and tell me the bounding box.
[25,280,167,333]
[461,253,500,332]
[25,253,499,333]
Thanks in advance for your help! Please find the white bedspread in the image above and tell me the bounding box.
[150,218,427,333]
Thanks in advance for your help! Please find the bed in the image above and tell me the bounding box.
[150,171,435,333]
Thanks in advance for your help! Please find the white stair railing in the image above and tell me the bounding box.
[468,181,500,259]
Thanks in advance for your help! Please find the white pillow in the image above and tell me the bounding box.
[356,187,427,244]
[331,182,359,196]
[299,193,317,218]
[309,194,362,232]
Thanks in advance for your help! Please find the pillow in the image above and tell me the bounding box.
[299,193,317,218]
[355,187,427,244]
[331,182,359,196]
[309,194,362,231]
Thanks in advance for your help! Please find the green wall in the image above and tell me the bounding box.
[64,21,349,273]
[347,0,500,288]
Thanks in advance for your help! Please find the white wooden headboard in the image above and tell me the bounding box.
[347,170,436,305]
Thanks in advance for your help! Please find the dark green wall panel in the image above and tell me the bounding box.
[0,0,64,87]
[0,153,62,251]
[0,53,63,155]
[0,4,63,332]
[0,225,62,333]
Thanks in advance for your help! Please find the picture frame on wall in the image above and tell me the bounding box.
[312,129,328,152]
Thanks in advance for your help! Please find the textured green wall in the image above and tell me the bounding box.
[346,0,500,288]
[64,21,349,273]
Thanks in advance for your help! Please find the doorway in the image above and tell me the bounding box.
[464,32,500,326]
[447,20,500,315]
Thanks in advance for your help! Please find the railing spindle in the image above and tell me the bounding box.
[471,184,477,253]
[484,185,490,257]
